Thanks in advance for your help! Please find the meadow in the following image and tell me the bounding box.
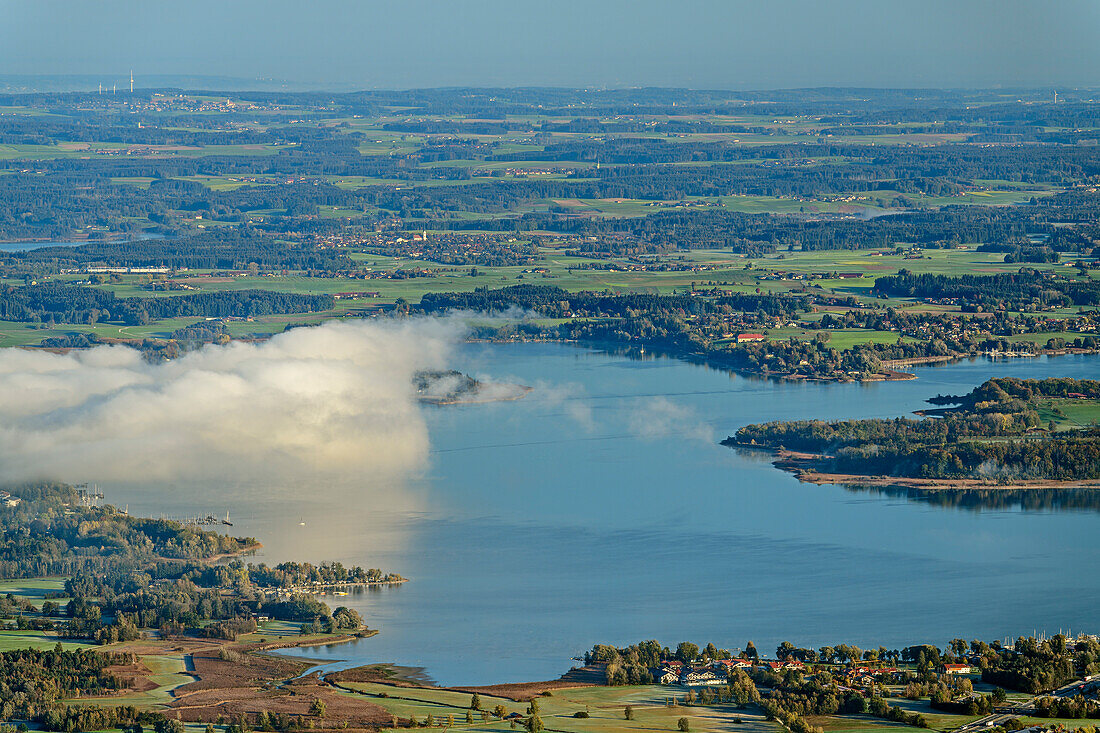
[334,680,782,733]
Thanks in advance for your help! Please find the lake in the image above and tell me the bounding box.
[106,343,1100,686]
[0,232,164,252]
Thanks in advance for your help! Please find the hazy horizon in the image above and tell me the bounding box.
[3,75,1094,96]
[5,0,1100,91]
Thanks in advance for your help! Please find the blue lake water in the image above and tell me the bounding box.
[112,343,1100,686]
[0,232,164,252]
[0,241,84,253]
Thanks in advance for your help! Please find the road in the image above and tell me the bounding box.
[1051,674,1100,699]
[951,701,1033,733]
[952,674,1100,733]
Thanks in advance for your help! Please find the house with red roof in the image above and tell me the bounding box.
[942,664,974,675]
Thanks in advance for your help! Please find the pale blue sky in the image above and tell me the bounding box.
[3,0,1098,90]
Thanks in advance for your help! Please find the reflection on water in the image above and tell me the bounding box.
[726,447,1100,515]
[840,484,1100,513]
[95,343,1100,687]
[104,476,425,575]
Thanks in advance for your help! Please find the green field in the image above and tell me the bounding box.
[0,629,87,652]
[758,328,910,349]
[0,317,215,347]
[0,142,290,161]
[3,243,1092,348]
[0,576,69,603]
[1037,397,1100,430]
[337,681,782,733]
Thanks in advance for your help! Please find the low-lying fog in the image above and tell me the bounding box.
[0,318,496,559]
[0,319,469,485]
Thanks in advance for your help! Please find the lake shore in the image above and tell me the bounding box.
[475,335,1098,384]
[751,447,1100,492]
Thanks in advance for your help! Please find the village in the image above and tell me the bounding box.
[652,656,926,688]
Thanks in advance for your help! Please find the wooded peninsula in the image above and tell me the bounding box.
[726,378,1100,490]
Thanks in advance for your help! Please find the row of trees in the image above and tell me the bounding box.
[0,283,334,325]
[874,268,1100,311]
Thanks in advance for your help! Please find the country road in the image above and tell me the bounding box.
[951,675,1100,733]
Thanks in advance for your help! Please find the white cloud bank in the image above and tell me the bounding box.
[0,318,462,484]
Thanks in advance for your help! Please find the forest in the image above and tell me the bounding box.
[0,482,394,650]
[0,284,333,325]
[728,378,1100,481]
[874,269,1100,311]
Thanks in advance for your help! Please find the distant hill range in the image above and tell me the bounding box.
[0,74,361,94]
[1,77,1095,102]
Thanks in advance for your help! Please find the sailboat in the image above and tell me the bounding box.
[221,510,233,527]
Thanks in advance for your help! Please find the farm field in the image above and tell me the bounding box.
[0,142,290,160]
[335,681,782,733]
[1037,397,1100,429]
[0,629,88,652]
[3,239,1095,350]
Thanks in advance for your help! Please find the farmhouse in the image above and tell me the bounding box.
[712,658,753,672]
[759,660,806,672]
[681,669,725,686]
[656,669,680,685]
[941,660,976,673]
[737,333,767,343]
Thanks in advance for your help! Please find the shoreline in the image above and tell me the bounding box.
[12,328,1097,387]
[324,662,603,702]
[290,578,409,592]
[744,446,1100,493]
[470,336,1098,384]
[255,628,378,663]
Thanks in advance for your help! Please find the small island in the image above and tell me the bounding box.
[413,369,531,405]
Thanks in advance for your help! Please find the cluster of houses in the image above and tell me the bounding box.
[656,658,807,687]
[333,291,382,300]
[841,665,911,686]
[471,166,577,177]
[653,658,960,688]
[85,266,173,275]
[756,271,867,282]
[569,261,723,273]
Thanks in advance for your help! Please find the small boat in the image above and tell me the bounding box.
[222,511,233,527]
